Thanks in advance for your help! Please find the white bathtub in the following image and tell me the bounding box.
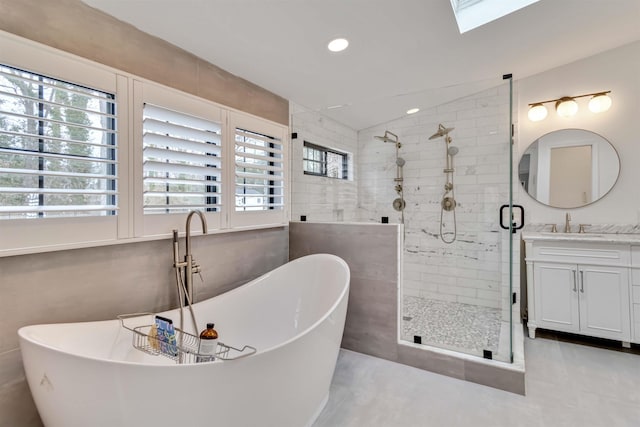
[18,253,350,427]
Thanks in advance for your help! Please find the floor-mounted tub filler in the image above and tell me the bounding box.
[19,254,350,427]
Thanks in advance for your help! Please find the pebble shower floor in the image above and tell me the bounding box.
[402,296,502,357]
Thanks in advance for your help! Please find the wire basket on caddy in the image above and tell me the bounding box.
[118,313,256,364]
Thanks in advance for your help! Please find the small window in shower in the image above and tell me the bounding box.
[303,141,348,180]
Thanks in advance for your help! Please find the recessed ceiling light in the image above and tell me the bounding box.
[328,38,349,53]
[406,108,420,115]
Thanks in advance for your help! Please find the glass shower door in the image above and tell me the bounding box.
[394,76,516,362]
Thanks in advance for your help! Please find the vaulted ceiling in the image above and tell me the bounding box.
[82,0,640,130]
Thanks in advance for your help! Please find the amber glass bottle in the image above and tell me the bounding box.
[198,323,218,362]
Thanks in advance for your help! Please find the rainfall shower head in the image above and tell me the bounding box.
[428,124,455,140]
[374,130,400,145]
[374,135,393,143]
[447,146,459,156]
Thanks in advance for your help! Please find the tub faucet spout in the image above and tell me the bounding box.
[174,210,208,305]
[185,210,208,302]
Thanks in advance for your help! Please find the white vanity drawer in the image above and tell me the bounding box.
[532,242,629,266]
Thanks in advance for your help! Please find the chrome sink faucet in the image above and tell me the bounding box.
[564,212,571,233]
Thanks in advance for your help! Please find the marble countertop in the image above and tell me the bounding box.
[522,224,640,244]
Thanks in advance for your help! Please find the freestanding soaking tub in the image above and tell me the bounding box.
[19,254,350,427]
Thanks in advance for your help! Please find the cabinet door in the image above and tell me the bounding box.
[579,265,631,341]
[534,262,580,333]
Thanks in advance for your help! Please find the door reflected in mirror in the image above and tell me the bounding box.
[518,129,619,208]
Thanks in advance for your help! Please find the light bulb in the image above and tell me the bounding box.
[528,104,548,122]
[588,93,612,113]
[327,38,349,52]
[406,108,420,115]
[555,97,578,118]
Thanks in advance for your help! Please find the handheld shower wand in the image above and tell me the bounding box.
[429,124,458,244]
[375,130,406,227]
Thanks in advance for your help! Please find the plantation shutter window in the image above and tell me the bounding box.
[0,64,117,219]
[142,104,222,215]
[234,128,284,212]
[0,33,290,255]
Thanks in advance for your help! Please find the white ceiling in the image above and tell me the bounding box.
[82,0,640,130]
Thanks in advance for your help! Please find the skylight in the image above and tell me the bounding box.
[450,0,540,33]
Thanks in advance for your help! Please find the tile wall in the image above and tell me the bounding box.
[358,83,521,321]
[290,103,359,222]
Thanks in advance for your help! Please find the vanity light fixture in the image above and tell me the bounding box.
[527,103,548,122]
[588,92,612,113]
[406,107,420,115]
[527,90,612,121]
[555,97,578,118]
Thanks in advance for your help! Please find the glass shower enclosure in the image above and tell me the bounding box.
[360,76,516,363]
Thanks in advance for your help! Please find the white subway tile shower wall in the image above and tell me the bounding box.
[290,103,359,222]
[358,84,521,323]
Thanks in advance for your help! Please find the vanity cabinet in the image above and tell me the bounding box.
[524,239,632,345]
[533,262,629,341]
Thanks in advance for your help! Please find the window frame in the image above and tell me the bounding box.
[228,111,288,229]
[0,32,131,255]
[303,141,349,180]
[0,63,119,219]
[133,80,225,237]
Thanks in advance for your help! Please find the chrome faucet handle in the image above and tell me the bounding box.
[578,224,591,234]
[546,224,558,233]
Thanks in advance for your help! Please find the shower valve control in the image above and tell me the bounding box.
[441,197,456,211]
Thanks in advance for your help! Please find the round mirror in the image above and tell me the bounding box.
[518,129,620,209]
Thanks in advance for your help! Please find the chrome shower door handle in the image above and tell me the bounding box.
[572,270,577,292]
[580,270,584,293]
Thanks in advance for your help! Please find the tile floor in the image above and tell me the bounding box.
[314,332,640,427]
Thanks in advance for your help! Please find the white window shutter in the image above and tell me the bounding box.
[142,103,222,214]
[0,64,117,219]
